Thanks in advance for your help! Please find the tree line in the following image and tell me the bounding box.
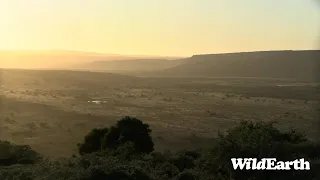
[0,116,319,180]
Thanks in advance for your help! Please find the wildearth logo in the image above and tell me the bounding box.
[231,158,310,170]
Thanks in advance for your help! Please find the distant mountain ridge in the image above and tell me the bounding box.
[2,50,319,82]
[142,50,320,82]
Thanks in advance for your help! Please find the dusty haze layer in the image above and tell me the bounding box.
[0,50,181,69]
[1,50,319,82]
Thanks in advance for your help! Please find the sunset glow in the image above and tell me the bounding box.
[1,0,319,56]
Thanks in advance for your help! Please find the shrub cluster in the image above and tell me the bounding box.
[0,117,319,180]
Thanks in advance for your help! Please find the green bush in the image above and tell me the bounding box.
[77,128,109,155]
[78,116,154,156]
[102,116,154,154]
[175,170,197,180]
[205,120,318,180]
[0,141,42,166]
[0,118,319,180]
[170,154,195,172]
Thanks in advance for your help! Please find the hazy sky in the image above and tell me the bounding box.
[0,0,319,56]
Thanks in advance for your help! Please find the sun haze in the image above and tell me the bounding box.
[0,0,319,57]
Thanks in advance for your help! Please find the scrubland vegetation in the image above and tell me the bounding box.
[0,116,319,180]
[0,60,319,179]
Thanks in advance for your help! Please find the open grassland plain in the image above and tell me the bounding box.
[0,69,319,158]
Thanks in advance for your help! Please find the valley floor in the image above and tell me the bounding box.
[0,69,319,157]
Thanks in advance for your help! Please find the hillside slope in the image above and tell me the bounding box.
[148,50,320,81]
[0,69,140,89]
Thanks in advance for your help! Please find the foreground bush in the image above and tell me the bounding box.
[0,141,42,166]
[0,119,319,180]
[77,128,109,155]
[199,120,319,180]
[78,116,154,155]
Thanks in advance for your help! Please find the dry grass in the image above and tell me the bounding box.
[0,69,318,158]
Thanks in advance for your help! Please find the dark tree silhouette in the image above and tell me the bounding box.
[77,128,109,155]
[0,119,319,180]
[78,116,154,155]
[0,141,42,166]
[102,116,154,154]
[201,120,318,180]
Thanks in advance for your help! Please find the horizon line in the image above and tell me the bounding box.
[0,49,186,58]
[0,49,319,57]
